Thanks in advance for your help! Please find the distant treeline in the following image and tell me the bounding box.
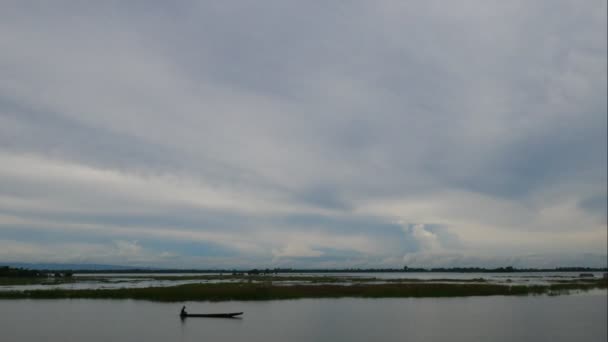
[401,266,608,273]
[245,266,607,274]
[0,266,73,278]
[11,266,604,275]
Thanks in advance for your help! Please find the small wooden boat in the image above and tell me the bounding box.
[180,312,243,318]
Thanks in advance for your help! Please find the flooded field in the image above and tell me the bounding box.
[2,272,605,292]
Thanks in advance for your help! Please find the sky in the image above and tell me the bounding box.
[0,1,606,269]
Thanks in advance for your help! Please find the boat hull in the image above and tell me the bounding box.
[181,312,243,318]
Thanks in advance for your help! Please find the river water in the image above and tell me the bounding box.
[1,290,605,341]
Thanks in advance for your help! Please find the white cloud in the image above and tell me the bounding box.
[409,224,442,253]
[0,239,166,266]
[272,243,323,258]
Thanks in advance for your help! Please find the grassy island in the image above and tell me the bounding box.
[1,279,605,301]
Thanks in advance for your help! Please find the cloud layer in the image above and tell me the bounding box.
[0,1,606,268]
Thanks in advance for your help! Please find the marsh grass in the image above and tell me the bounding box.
[0,277,79,286]
[144,275,378,283]
[1,279,605,301]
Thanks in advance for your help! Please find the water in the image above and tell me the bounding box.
[3,272,602,291]
[0,278,241,292]
[1,290,605,341]
[274,272,606,285]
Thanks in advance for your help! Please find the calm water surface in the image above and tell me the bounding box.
[1,290,605,342]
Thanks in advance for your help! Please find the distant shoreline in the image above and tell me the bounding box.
[3,264,607,274]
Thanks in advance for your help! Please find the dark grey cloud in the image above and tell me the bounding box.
[579,194,608,223]
[0,0,605,267]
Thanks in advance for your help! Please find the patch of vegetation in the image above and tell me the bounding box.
[1,279,605,301]
[0,266,46,278]
[142,274,491,284]
[0,266,74,285]
[384,278,487,283]
[139,274,378,283]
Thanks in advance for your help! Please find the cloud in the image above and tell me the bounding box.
[0,1,605,268]
[113,240,142,258]
[272,243,324,258]
[0,239,171,266]
[409,224,443,253]
[579,194,608,223]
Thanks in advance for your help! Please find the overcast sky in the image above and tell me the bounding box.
[0,1,606,269]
